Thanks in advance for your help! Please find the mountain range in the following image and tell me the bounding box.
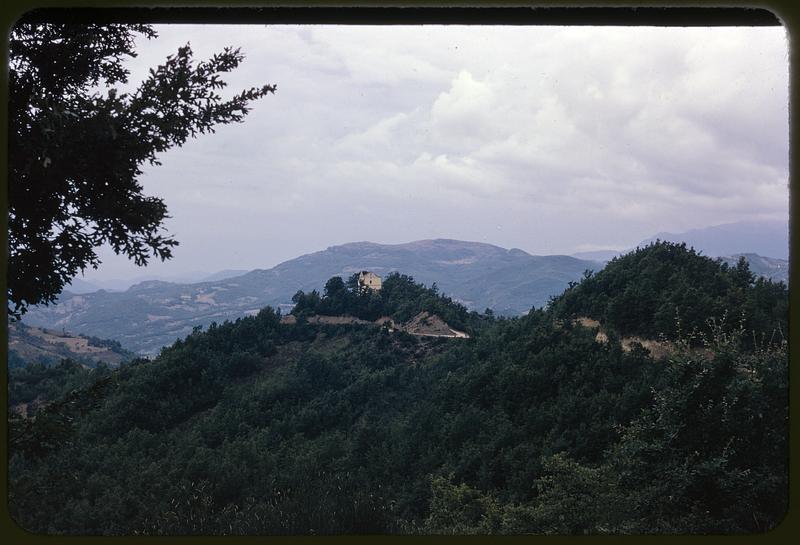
[20,240,599,355]
[19,220,789,356]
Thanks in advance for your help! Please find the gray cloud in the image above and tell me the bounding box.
[79,24,788,282]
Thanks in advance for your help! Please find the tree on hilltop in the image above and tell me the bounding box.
[8,21,276,317]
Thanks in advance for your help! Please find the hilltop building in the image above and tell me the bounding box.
[357,271,382,291]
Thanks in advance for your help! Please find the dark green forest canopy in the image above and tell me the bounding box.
[290,271,484,332]
[548,241,788,344]
[8,242,788,535]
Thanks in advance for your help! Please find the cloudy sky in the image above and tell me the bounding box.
[82,24,789,283]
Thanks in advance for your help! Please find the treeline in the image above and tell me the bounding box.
[549,241,788,345]
[9,359,109,406]
[7,242,788,535]
[291,272,486,332]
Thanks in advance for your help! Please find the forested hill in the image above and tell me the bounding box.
[289,272,480,334]
[9,242,788,535]
[549,241,788,344]
[21,239,596,355]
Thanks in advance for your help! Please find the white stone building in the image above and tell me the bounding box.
[357,271,382,291]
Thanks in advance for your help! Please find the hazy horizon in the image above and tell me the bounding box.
[76,24,788,284]
[67,217,789,291]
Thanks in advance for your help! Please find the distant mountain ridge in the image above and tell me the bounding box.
[572,220,789,263]
[22,225,789,355]
[64,269,251,293]
[639,220,788,260]
[717,253,788,284]
[22,239,598,355]
[570,220,789,284]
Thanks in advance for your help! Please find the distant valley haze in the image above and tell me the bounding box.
[68,218,789,292]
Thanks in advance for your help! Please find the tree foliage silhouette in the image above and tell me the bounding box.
[8,22,276,317]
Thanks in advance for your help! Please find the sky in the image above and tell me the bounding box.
[80,24,789,284]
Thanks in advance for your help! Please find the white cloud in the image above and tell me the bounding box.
[78,24,788,281]
[430,70,500,147]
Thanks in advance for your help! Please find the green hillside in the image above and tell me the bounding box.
[290,272,481,333]
[8,242,787,535]
[8,321,138,369]
[549,241,787,344]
